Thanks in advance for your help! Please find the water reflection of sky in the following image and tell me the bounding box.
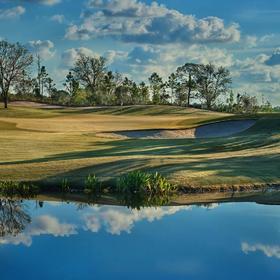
[1,201,280,280]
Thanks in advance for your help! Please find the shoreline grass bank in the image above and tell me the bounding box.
[2,188,280,208]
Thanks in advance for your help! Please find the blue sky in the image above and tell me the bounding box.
[1,0,280,105]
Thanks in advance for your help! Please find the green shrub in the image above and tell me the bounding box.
[116,171,176,195]
[149,172,177,194]
[116,171,150,194]
[84,174,101,194]
[61,178,71,193]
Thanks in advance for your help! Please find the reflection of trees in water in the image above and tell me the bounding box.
[74,194,174,211]
[0,199,31,237]
[118,193,174,210]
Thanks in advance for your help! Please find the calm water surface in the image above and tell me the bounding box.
[1,199,280,279]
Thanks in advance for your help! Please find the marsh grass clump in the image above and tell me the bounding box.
[116,171,150,194]
[61,178,71,193]
[149,172,177,194]
[84,174,102,194]
[0,181,40,198]
[116,171,177,195]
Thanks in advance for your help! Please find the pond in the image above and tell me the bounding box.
[0,197,280,279]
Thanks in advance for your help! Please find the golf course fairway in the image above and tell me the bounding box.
[0,102,279,191]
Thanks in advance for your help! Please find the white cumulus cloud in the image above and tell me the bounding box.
[27,40,56,59]
[61,47,99,67]
[83,206,192,235]
[0,215,77,247]
[242,242,280,259]
[0,6,25,20]
[19,0,61,5]
[50,14,65,24]
[122,44,234,81]
[65,0,240,45]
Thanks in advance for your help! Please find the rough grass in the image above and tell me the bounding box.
[0,103,279,190]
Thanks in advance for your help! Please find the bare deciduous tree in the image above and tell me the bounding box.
[0,41,33,108]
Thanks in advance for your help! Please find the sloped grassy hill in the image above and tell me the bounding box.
[0,103,279,190]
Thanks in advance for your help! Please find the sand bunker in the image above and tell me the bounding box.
[111,120,256,139]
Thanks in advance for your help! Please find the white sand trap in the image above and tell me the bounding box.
[112,120,257,139]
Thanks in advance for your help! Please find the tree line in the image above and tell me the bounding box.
[0,40,273,112]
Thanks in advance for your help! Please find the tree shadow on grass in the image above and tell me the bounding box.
[50,105,198,116]
[1,133,279,166]
[40,153,280,188]
[39,158,150,187]
[0,132,279,167]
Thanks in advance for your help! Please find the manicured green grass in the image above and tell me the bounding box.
[0,103,279,190]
